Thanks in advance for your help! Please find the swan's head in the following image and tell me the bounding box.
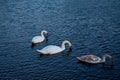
[46,32,48,37]
[69,46,72,51]
[69,45,72,51]
[62,40,72,51]
[105,54,113,60]
[41,30,48,37]
[42,30,48,34]
[110,57,114,66]
[104,54,114,66]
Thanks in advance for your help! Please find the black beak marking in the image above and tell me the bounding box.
[69,46,72,51]
[46,33,48,38]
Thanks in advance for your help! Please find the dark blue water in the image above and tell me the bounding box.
[0,0,120,80]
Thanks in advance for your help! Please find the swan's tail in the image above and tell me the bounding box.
[36,49,42,53]
[76,57,81,60]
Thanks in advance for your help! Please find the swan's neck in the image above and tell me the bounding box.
[41,30,47,38]
[61,40,72,50]
[41,32,45,38]
[101,54,112,62]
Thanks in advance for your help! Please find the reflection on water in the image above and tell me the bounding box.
[39,50,72,58]
[0,0,120,80]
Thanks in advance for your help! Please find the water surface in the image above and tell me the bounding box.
[0,0,120,80]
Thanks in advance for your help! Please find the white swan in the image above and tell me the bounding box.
[36,40,72,54]
[77,54,114,64]
[31,30,48,48]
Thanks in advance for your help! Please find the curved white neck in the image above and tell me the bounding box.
[41,30,47,38]
[101,54,112,62]
[61,40,72,50]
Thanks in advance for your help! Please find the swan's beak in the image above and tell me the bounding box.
[46,33,48,38]
[45,33,48,42]
[111,58,114,63]
[69,46,72,51]
[110,58,114,67]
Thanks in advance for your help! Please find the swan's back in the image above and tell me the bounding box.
[32,36,44,43]
[77,55,102,64]
[37,45,63,54]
